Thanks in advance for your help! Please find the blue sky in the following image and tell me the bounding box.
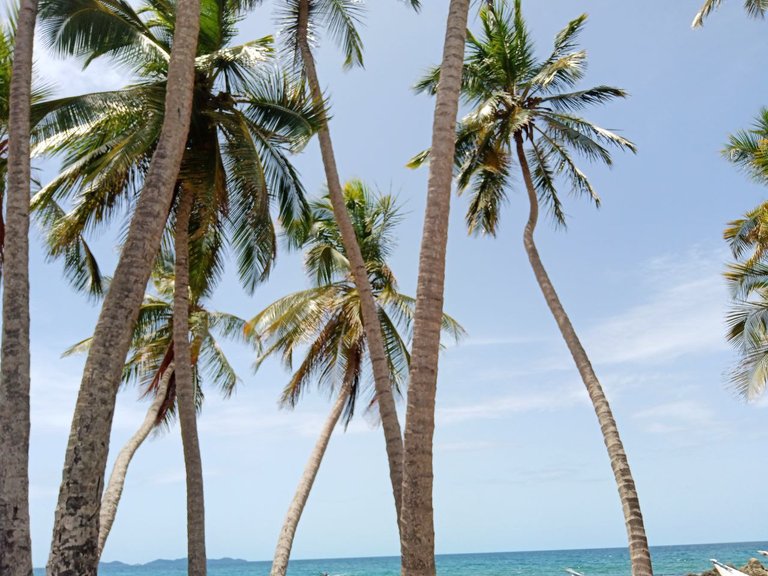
[23,0,768,567]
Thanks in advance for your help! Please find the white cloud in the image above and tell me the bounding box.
[436,385,589,425]
[584,247,729,367]
[34,39,131,98]
[435,440,499,453]
[633,400,725,437]
[197,403,377,439]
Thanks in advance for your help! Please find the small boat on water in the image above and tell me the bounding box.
[565,569,585,576]
[758,552,768,558]
[711,559,750,576]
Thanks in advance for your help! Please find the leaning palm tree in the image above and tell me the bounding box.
[64,256,249,557]
[274,0,408,518]
[37,0,317,571]
[0,0,38,572]
[692,0,768,27]
[410,3,650,576]
[248,181,464,576]
[42,0,202,568]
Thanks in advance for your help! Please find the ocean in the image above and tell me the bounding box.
[34,541,767,576]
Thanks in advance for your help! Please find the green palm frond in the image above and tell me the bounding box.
[63,262,250,425]
[218,109,276,293]
[276,0,364,70]
[251,183,465,420]
[39,0,169,74]
[540,86,628,113]
[32,197,105,297]
[197,35,273,92]
[724,202,768,263]
[412,0,633,233]
[693,0,768,27]
[241,67,324,152]
[36,0,315,299]
[723,108,768,184]
[725,295,768,399]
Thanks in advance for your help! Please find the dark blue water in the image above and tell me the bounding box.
[34,541,767,576]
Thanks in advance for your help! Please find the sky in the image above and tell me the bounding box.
[19,0,768,568]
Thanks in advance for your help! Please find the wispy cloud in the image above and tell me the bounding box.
[197,403,377,439]
[631,399,733,446]
[583,247,729,367]
[34,41,128,98]
[449,335,543,348]
[435,440,499,453]
[437,385,589,425]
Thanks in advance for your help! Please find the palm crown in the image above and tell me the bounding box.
[247,180,464,422]
[722,109,768,400]
[64,254,250,427]
[411,0,635,234]
[31,0,323,298]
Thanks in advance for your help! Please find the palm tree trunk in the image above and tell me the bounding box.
[295,0,404,522]
[97,364,174,557]
[46,1,201,572]
[0,0,38,573]
[400,1,469,574]
[270,374,354,576]
[514,133,653,576]
[174,189,207,576]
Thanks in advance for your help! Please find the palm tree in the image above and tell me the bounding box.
[275,0,408,518]
[723,256,768,401]
[247,181,464,576]
[64,256,248,557]
[692,0,768,27]
[398,0,469,573]
[0,0,38,572]
[724,108,768,185]
[37,0,314,571]
[721,111,768,400]
[410,3,651,576]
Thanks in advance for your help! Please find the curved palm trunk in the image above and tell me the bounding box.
[0,0,38,573]
[295,0,404,522]
[514,134,653,576]
[174,189,207,576]
[97,364,174,557]
[270,375,354,576]
[400,1,469,574]
[46,1,201,571]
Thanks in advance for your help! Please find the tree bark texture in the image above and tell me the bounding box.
[0,0,38,573]
[46,0,201,572]
[270,376,353,576]
[174,189,207,576]
[400,1,469,575]
[295,0,404,524]
[97,364,174,557]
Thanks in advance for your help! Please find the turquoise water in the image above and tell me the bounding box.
[34,541,767,576]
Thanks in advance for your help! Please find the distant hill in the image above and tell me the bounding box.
[97,557,257,570]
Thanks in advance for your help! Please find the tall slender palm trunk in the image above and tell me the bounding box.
[0,0,38,573]
[46,1,201,572]
[270,374,354,576]
[174,189,207,576]
[514,134,653,576]
[97,364,174,557]
[400,1,469,574]
[295,0,404,522]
